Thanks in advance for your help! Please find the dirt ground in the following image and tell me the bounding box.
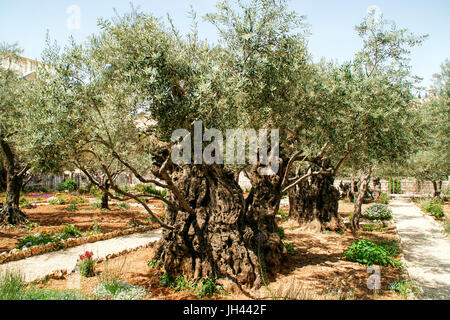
[36,200,406,300]
[0,194,164,253]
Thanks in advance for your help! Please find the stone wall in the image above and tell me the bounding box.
[333,178,449,197]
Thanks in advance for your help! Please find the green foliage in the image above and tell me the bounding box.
[77,251,95,277]
[0,271,25,300]
[344,239,401,267]
[283,242,296,255]
[17,230,62,249]
[389,279,422,299]
[375,193,389,205]
[118,203,130,210]
[66,204,77,212]
[0,270,83,300]
[198,277,223,298]
[94,280,146,300]
[134,184,167,198]
[61,225,82,239]
[277,227,285,239]
[388,178,402,194]
[57,179,79,192]
[147,258,161,269]
[362,204,393,221]
[420,199,444,219]
[159,273,173,287]
[49,197,66,205]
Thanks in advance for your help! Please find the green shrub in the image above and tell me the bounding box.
[344,239,401,267]
[375,193,389,205]
[198,277,223,298]
[66,204,77,212]
[159,273,173,287]
[148,258,161,269]
[277,227,285,239]
[57,179,78,192]
[362,204,393,221]
[61,225,82,239]
[22,288,84,300]
[420,200,444,220]
[134,184,167,198]
[17,231,62,249]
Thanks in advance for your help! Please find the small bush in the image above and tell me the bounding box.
[388,178,402,194]
[375,193,389,205]
[159,273,173,287]
[77,251,95,277]
[198,277,224,298]
[148,258,161,269]
[344,239,401,267]
[362,204,393,221]
[57,179,79,192]
[134,184,167,198]
[17,231,62,249]
[60,225,82,239]
[420,200,444,220]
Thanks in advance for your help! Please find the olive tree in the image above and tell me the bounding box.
[342,10,427,230]
[408,60,449,197]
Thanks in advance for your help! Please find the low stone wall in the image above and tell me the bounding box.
[334,179,449,196]
[0,225,159,265]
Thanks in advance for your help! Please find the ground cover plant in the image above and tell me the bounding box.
[344,239,402,267]
[362,204,393,221]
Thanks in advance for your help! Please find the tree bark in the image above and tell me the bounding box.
[352,168,372,231]
[0,168,6,192]
[432,180,442,198]
[0,139,29,225]
[289,172,344,232]
[155,164,285,288]
[101,179,110,210]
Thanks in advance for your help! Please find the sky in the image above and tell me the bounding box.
[0,0,449,88]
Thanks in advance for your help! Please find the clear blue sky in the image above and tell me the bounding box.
[1,0,449,88]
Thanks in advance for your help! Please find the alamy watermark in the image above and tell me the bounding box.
[67,5,81,30]
[171,121,280,175]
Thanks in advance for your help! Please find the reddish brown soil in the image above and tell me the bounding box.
[0,196,164,253]
[36,200,406,300]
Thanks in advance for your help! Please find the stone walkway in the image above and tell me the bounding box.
[390,199,450,300]
[0,229,162,282]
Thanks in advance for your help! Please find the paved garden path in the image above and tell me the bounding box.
[0,228,162,282]
[390,199,450,300]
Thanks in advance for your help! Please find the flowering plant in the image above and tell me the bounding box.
[77,251,95,277]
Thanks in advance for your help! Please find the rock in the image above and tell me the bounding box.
[87,235,96,243]
[22,248,32,258]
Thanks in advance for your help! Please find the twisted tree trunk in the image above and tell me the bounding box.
[352,167,372,231]
[101,179,110,210]
[155,163,286,288]
[289,172,344,232]
[432,180,442,199]
[0,139,29,225]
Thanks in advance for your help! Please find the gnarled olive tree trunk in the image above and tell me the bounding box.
[155,163,285,288]
[289,172,344,232]
[0,139,29,225]
[432,180,442,199]
[351,167,372,231]
[100,179,110,210]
